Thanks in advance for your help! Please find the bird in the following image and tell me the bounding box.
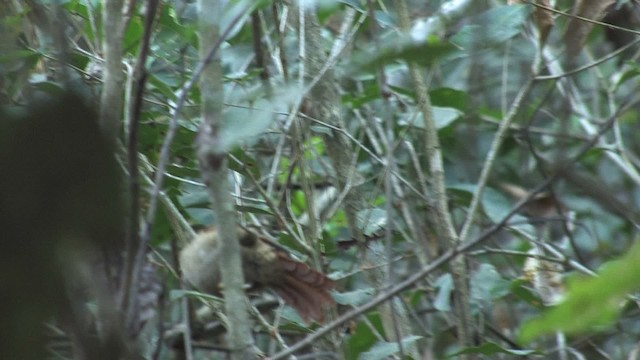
[179,226,335,323]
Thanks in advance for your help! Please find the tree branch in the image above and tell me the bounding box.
[195,0,255,358]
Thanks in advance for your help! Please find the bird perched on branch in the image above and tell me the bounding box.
[179,227,335,323]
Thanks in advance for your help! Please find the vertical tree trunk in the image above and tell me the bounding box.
[195,0,255,358]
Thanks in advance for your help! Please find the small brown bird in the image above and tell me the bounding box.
[179,227,335,323]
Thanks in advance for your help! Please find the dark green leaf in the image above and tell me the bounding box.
[434,273,454,312]
[148,74,178,101]
[471,263,510,304]
[346,314,383,360]
[614,64,640,91]
[228,149,260,179]
[482,187,512,223]
[186,208,214,225]
[123,17,143,53]
[178,186,209,208]
[236,205,272,215]
[510,278,543,307]
[350,35,458,72]
[430,87,469,111]
[339,0,365,13]
[398,107,462,129]
[0,49,40,65]
[218,87,298,151]
[451,5,530,49]
[356,208,386,236]
[434,107,463,129]
[31,80,65,95]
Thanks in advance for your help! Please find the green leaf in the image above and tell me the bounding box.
[178,186,209,208]
[482,187,513,224]
[471,263,510,304]
[519,241,640,343]
[372,10,395,28]
[430,87,469,111]
[235,205,272,215]
[356,208,386,236]
[31,80,65,95]
[339,0,365,12]
[280,306,307,326]
[217,87,298,151]
[614,63,640,91]
[449,342,541,357]
[342,82,381,108]
[346,314,383,360]
[506,216,537,241]
[186,208,214,226]
[0,49,40,65]
[147,74,177,102]
[434,273,454,312]
[447,183,474,205]
[123,17,143,53]
[358,335,422,360]
[398,106,462,129]
[219,104,273,150]
[451,5,530,49]
[228,148,260,179]
[333,288,375,306]
[447,184,514,223]
[178,184,215,224]
[510,278,543,308]
[350,35,458,72]
[434,107,463,129]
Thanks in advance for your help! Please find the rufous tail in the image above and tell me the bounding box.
[271,253,335,323]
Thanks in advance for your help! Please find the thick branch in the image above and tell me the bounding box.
[195,0,255,358]
[99,0,126,142]
[396,0,471,354]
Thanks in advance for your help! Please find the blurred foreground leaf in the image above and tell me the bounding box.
[519,241,640,342]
